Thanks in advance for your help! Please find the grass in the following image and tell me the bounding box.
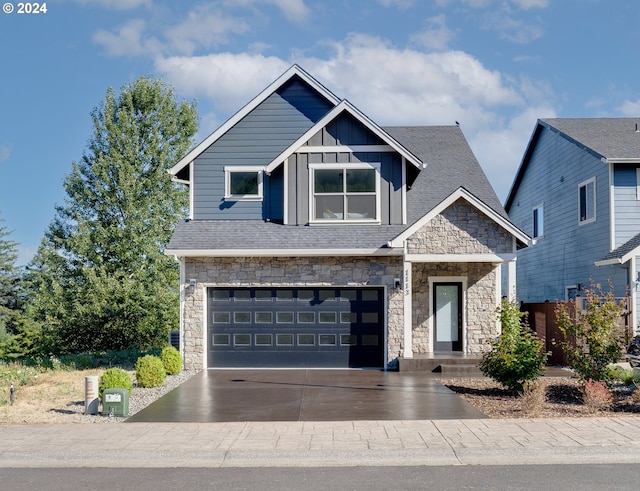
[0,350,153,409]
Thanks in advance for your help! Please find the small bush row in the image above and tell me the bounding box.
[98,346,182,395]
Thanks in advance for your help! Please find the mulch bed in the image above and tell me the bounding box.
[441,377,640,418]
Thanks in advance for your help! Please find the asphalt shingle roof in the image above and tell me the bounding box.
[540,118,640,160]
[599,232,640,263]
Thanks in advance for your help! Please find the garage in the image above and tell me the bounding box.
[207,287,385,368]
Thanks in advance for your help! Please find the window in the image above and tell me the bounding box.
[224,166,264,200]
[310,163,379,222]
[532,204,544,238]
[578,178,596,224]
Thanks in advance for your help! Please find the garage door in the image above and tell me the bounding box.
[207,287,384,368]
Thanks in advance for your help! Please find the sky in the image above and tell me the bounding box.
[0,0,639,265]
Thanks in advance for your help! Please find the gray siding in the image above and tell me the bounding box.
[509,126,626,302]
[192,78,333,220]
[286,114,404,225]
[614,164,640,247]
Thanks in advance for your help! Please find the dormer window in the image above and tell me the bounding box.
[310,163,380,222]
[224,166,264,201]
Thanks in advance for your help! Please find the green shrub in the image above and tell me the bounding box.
[135,355,166,388]
[556,282,625,382]
[98,367,133,398]
[160,346,182,375]
[479,299,548,393]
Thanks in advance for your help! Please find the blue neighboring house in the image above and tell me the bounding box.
[166,65,529,370]
[505,118,640,334]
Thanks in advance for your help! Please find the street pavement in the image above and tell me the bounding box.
[2,417,640,468]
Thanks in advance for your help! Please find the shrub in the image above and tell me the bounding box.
[99,367,133,398]
[556,282,626,382]
[160,346,182,375]
[582,379,613,412]
[479,299,548,393]
[135,355,166,388]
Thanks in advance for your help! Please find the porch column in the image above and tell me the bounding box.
[506,259,517,302]
[402,259,413,358]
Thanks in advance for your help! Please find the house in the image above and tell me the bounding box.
[505,118,640,333]
[165,65,529,370]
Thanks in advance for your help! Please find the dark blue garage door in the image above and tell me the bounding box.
[207,287,384,368]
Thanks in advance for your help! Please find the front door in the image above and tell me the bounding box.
[433,282,463,351]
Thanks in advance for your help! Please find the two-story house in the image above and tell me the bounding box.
[166,65,529,370]
[505,118,640,333]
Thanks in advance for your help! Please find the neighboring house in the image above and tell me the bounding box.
[505,118,640,333]
[166,65,529,370]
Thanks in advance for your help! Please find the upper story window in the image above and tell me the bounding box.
[224,166,264,201]
[532,204,544,238]
[578,177,596,224]
[309,163,380,223]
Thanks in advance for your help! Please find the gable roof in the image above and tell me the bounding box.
[169,65,341,177]
[264,100,423,173]
[388,187,529,248]
[505,118,640,211]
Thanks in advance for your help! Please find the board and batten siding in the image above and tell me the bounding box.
[192,78,334,220]
[509,126,625,302]
[613,164,640,248]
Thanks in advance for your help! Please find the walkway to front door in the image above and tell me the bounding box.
[126,370,487,423]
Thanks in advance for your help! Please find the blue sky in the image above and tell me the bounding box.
[0,0,639,264]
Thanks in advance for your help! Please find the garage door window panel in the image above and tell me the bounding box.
[276,334,294,346]
[298,334,315,346]
[319,334,337,346]
[234,334,251,346]
[255,334,273,346]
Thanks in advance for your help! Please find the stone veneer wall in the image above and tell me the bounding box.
[412,262,498,354]
[406,199,514,255]
[181,256,404,370]
[406,199,506,353]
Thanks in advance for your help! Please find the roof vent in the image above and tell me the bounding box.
[636,123,639,133]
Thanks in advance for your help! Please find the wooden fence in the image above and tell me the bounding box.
[520,297,632,366]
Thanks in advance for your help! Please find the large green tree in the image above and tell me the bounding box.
[28,76,198,353]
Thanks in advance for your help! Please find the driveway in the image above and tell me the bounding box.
[126,369,487,422]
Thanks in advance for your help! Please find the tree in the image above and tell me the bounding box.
[479,299,548,393]
[27,76,198,353]
[0,215,39,357]
[555,282,625,381]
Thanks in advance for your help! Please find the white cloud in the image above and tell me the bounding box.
[75,0,151,10]
[155,53,290,112]
[224,0,310,23]
[378,0,416,8]
[268,0,310,23]
[617,98,640,117]
[471,103,555,200]
[0,145,10,163]
[93,19,161,57]
[411,15,455,51]
[164,5,250,55]
[511,0,549,9]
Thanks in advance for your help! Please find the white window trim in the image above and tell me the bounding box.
[636,168,640,201]
[308,162,381,224]
[578,177,596,225]
[532,203,544,239]
[224,166,265,201]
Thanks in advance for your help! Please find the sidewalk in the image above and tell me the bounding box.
[2,417,640,468]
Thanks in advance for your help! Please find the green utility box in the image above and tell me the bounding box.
[102,388,129,417]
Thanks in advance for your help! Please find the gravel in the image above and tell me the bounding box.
[69,370,198,423]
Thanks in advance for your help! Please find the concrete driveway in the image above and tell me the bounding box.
[126,369,487,422]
